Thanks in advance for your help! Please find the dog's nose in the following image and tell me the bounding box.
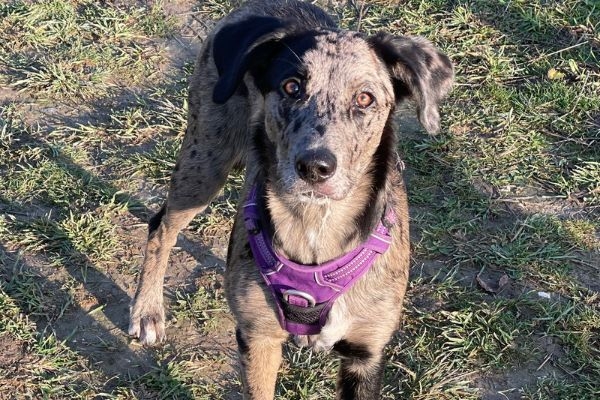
[295,149,337,183]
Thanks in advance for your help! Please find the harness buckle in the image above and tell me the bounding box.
[282,290,316,307]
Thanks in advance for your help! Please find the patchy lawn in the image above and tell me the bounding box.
[0,0,598,399]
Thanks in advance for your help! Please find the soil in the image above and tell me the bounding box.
[1,1,597,399]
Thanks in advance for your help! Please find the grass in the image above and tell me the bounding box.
[0,0,598,399]
[0,275,96,398]
[0,0,176,99]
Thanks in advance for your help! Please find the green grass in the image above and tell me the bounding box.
[0,0,598,399]
[0,277,98,398]
[0,0,176,99]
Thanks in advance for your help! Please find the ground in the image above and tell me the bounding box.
[0,0,598,399]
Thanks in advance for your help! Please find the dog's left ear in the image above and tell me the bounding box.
[212,16,296,104]
[368,33,454,134]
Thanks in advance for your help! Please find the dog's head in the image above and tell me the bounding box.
[212,16,453,203]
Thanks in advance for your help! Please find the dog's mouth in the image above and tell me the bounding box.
[304,182,335,197]
[274,156,353,202]
[295,181,347,202]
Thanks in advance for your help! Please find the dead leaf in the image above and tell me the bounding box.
[547,68,565,80]
[476,272,510,294]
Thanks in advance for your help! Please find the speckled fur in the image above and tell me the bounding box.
[128,1,453,399]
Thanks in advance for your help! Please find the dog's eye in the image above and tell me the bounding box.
[281,78,301,98]
[355,92,375,108]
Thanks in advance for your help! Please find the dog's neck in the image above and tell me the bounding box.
[264,171,386,265]
[250,115,398,265]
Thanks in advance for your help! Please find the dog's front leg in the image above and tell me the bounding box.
[129,205,203,344]
[236,328,285,400]
[334,340,386,400]
[129,98,245,344]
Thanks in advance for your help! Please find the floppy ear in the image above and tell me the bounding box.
[212,16,295,104]
[368,32,454,134]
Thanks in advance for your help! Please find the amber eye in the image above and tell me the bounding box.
[355,92,374,108]
[281,78,301,98]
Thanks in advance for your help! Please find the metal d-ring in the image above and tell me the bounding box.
[282,289,316,307]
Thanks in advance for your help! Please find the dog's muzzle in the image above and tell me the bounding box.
[294,148,337,184]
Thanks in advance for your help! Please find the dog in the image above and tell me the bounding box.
[128,1,453,398]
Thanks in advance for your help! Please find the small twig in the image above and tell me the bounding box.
[543,129,598,147]
[527,40,590,65]
[569,258,600,270]
[567,73,590,115]
[536,353,552,371]
[349,0,371,32]
[496,195,567,202]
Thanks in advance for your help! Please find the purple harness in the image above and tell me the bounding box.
[243,184,394,335]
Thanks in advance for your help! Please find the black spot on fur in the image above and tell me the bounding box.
[193,138,198,145]
[333,340,372,361]
[338,357,385,400]
[235,81,249,97]
[325,35,337,44]
[190,150,197,158]
[148,205,166,236]
[226,219,239,266]
[341,230,360,249]
[212,3,333,104]
[191,113,198,121]
[252,124,277,177]
[253,33,319,96]
[280,102,292,122]
[353,115,396,241]
[174,162,180,172]
[431,66,451,88]
[212,17,287,103]
[392,80,411,101]
[292,117,303,133]
[315,125,325,136]
[200,44,211,64]
[235,328,250,355]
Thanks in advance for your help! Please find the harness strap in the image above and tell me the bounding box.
[243,184,393,335]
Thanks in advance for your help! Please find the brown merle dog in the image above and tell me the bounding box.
[128,1,453,398]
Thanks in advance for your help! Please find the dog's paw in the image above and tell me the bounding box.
[129,299,166,345]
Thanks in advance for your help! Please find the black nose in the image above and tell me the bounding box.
[295,149,337,183]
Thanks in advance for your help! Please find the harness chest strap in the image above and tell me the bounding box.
[243,184,394,335]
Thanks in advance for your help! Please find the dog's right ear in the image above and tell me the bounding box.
[212,16,294,104]
[368,33,454,134]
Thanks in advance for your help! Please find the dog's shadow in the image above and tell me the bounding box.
[0,106,239,396]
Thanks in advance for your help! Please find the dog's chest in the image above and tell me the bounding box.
[292,297,351,351]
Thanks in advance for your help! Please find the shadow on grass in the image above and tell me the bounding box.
[0,244,196,397]
[0,109,234,397]
[1,0,598,398]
